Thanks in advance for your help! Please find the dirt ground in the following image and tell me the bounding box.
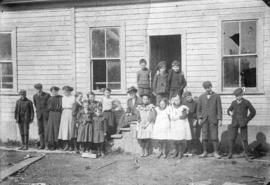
[0,149,269,185]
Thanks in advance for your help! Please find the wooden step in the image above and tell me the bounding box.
[111,134,123,139]
[119,127,131,132]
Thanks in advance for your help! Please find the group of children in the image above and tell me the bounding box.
[14,58,256,160]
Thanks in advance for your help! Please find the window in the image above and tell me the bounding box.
[0,31,15,90]
[90,27,121,91]
[222,20,257,89]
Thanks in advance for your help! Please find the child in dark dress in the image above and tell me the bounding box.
[71,92,83,153]
[227,88,256,160]
[15,90,34,150]
[92,107,108,157]
[47,86,62,150]
[183,91,198,154]
[77,101,93,153]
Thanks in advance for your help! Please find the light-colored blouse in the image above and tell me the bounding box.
[62,95,75,109]
[101,97,114,111]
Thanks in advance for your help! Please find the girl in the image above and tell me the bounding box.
[77,100,93,153]
[112,100,125,130]
[168,94,191,159]
[152,98,170,158]
[92,107,107,157]
[58,86,75,151]
[117,86,141,133]
[152,61,169,105]
[136,94,156,157]
[87,91,101,114]
[47,86,62,150]
[101,88,115,138]
[71,92,83,153]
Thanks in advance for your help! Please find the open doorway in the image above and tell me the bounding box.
[149,35,181,76]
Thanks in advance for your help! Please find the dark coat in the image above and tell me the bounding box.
[15,97,34,124]
[126,96,142,115]
[227,98,256,128]
[152,72,168,95]
[197,92,222,124]
[92,116,107,143]
[183,99,197,123]
[167,69,187,92]
[72,101,83,122]
[33,91,51,120]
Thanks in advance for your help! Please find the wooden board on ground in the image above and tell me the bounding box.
[0,154,45,181]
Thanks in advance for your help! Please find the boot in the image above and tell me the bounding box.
[69,140,74,151]
[19,135,25,150]
[63,141,69,151]
[74,139,79,154]
[213,141,221,159]
[227,140,234,159]
[39,135,45,149]
[199,141,208,158]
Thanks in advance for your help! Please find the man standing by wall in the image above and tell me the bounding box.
[33,83,51,149]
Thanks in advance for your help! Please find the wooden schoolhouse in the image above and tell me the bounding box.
[0,0,270,148]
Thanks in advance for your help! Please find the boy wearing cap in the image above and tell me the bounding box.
[33,83,51,149]
[137,59,151,97]
[197,81,222,159]
[15,90,34,150]
[227,88,256,160]
[152,61,169,105]
[183,91,198,154]
[167,60,187,99]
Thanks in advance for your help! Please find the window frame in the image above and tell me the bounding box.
[218,14,264,94]
[0,27,17,94]
[88,22,126,94]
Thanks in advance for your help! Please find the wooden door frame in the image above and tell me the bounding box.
[146,29,187,76]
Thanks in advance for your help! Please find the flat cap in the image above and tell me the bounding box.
[127,86,137,93]
[19,89,26,95]
[233,87,243,96]
[183,91,192,97]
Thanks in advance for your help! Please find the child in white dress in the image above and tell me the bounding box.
[152,98,170,158]
[168,94,192,159]
[136,94,156,157]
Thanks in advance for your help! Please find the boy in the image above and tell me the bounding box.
[33,83,50,149]
[137,59,151,97]
[197,81,222,159]
[15,90,34,150]
[167,60,187,99]
[227,88,256,160]
[182,91,198,154]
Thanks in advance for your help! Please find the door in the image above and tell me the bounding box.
[149,35,181,76]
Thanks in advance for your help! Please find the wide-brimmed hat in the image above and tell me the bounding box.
[127,86,137,93]
[62,86,74,92]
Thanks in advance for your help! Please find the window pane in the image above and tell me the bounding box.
[223,22,239,55]
[92,60,106,90]
[240,56,256,87]
[0,33,12,60]
[223,57,239,87]
[106,28,120,58]
[241,21,256,54]
[107,59,121,90]
[1,63,13,89]
[92,29,105,58]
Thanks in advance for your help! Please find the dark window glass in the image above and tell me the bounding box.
[0,33,12,60]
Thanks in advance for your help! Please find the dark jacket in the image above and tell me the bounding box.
[152,72,168,94]
[33,91,51,120]
[137,68,151,88]
[197,92,222,124]
[183,99,197,123]
[72,101,83,123]
[47,95,62,112]
[15,97,34,124]
[126,96,142,115]
[167,69,187,91]
[227,98,256,128]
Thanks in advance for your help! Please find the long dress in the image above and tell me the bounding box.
[46,95,62,143]
[58,95,75,140]
[152,107,170,140]
[136,104,156,139]
[168,105,192,140]
[77,110,93,142]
